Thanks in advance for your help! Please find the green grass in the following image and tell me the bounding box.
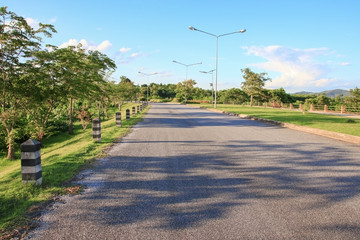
[201,104,360,137]
[0,103,148,233]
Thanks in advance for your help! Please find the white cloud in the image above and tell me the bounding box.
[59,38,79,48]
[25,17,40,29]
[26,17,56,29]
[96,40,112,51]
[120,47,131,53]
[244,45,336,91]
[59,39,112,52]
[130,52,141,58]
[116,50,144,64]
[339,62,351,66]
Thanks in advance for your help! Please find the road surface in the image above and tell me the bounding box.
[29,103,360,239]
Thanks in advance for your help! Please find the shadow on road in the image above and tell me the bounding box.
[76,138,360,231]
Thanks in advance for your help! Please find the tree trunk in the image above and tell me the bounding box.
[69,97,74,135]
[7,141,15,160]
[6,130,15,160]
[250,95,254,107]
[97,102,101,120]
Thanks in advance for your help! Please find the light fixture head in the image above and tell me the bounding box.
[188,26,196,31]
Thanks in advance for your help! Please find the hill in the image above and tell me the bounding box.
[292,89,350,98]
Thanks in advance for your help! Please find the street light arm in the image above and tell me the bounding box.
[173,60,187,67]
[139,71,158,76]
[189,26,246,38]
[173,60,201,67]
[218,29,246,37]
[189,26,217,37]
[200,69,215,74]
[187,62,202,67]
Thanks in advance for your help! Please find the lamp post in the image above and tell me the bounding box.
[189,26,246,108]
[172,60,202,81]
[138,71,158,102]
[200,70,215,105]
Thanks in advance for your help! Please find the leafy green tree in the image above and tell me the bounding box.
[113,76,138,110]
[315,94,331,106]
[15,49,64,141]
[0,7,55,158]
[267,88,294,104]
[219,88,248,104]
[85,50,116,119]
[193,87,211,101]
[345,87,360,107]
[241,68,271,106]
[175,79,197,103]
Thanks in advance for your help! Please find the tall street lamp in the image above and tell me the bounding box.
[200,70,215,105]
[138,71,158,102]
[189,26,246,108]
[172,60,202,81]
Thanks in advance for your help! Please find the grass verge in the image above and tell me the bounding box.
[201,104,360,137]
[0,103,148,236]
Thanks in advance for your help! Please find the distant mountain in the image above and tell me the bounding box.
[319,89,350,97]
[292,89,350,98]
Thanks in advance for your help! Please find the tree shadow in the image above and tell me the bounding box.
[72,136,360,231]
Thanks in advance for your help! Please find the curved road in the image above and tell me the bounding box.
[29,103,360,239]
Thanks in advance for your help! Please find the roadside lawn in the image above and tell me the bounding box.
[200,104,360,137]
[0,103,148,236]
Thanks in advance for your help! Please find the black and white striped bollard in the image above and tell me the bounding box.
[21,139,42,185]
[116,112,121,127]
[92,119,101,142]
[126,109,130,120]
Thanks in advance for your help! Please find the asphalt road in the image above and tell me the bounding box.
[29,103,360,240]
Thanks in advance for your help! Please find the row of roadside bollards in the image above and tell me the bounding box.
[20,102,148,185]
[92,103,147,143]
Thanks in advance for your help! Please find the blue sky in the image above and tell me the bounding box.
[3,0,360,92]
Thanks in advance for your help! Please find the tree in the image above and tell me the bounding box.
[0,7,55,158]
[85,50,116,119]
[219,88,248,104]
[345,87,360,107]
[175,79,197,103]
[15,49,64,142]
[241,68,271,106]
[268,88,294,104]
[113,76,138,110]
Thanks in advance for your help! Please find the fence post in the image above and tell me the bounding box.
[21,139,42,185]
[137,105,140,113]
[290,103,294,109]
[132,106,136,116]
[281,102,284,108]
[140,104,143,112]
[116,112,121,127]
[310,104,314,111]
[341,105,345,114]
[92,119,101,142]
[126,109,130,120]
[324,105,328,112]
